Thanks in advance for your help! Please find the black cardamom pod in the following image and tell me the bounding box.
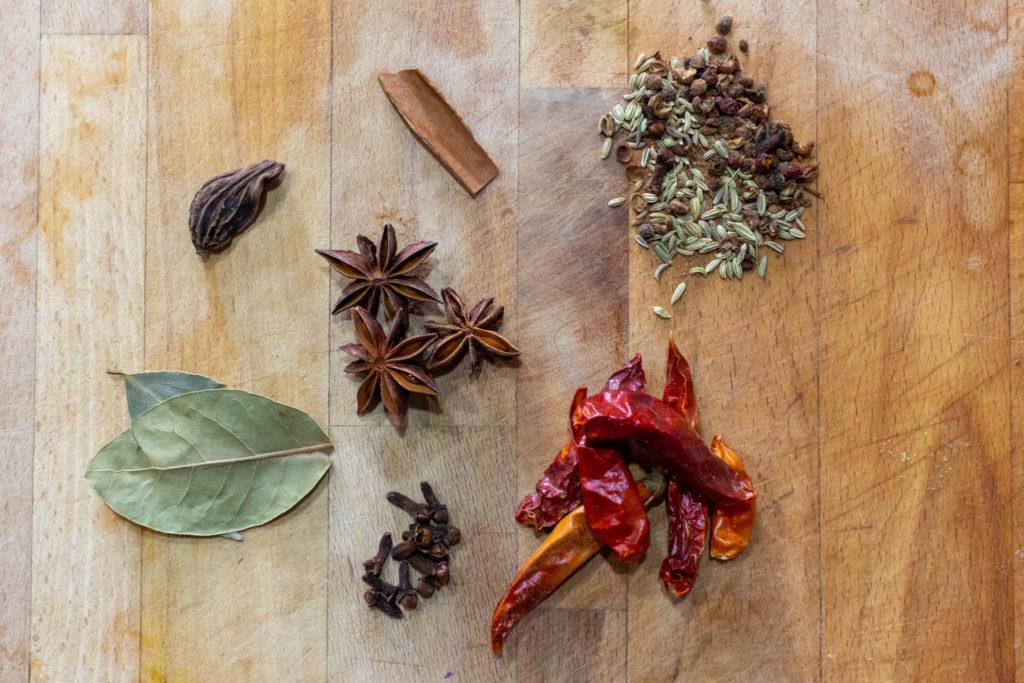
[188,159,284,254]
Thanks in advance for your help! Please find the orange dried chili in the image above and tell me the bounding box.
[708,436,756,560]
[491,473,665,655]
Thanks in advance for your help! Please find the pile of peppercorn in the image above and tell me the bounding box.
[602,16,818,295]
[362,482,460,618]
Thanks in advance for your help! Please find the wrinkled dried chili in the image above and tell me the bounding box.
[660,480,707,597]
[577,441,650,562]
[575,355,651,561]
[708,436,755,560]
[516,356,647,531]
[492,473,665,656]
[514,387,588,530]
[663,334,700,435]
[659,335,708,595]
[503,338,759,646]
[575,390,755,504]
[603,353,646,392]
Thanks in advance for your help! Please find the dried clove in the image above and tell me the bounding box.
[413,525,435,548]
[420,482,449,524]
[396,562,419,610]
[387,491,431,523]
[189,159,284,254]
[407,522,461,549]
[362,572,398,598]
[363,533,393,577]
[439,525,460,547]
[433,562,451,586]
[364,588,403,619]
[390,540,418,560]
[427,542,449,561]
[406,554,451,587]
[406,552,440,575]
[364,481,459,613]
[416,578,436,599]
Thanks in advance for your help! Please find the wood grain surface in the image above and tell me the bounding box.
[34,34,147,682]
[2,1,1021,681]
[142,1,331,679]
[0,3,39,679]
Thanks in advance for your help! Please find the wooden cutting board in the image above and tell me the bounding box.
[2,0,1017,681]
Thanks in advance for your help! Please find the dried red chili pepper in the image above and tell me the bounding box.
[574,390,755,504]
[662,333,700,435]
[708,436,756,560]
[516,357,647,531]
[577,442,650,562]
[492,473,666,656]
[659,334,707,593]
[603,353,646,392]
[574,354,651,561]
[659,479,708,597]
[514,387,587,530]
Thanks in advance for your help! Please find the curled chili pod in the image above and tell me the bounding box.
[602,353,646,392]
[515,387,588,530]
[577,442,650,562]
[659,335,708,593]
[575,390,755,505]
[189,159,284,254]
[659,479,708,597]
[492,473,666,656]
[663,333,700,435]
[708,436,756,560]
[516,357,648,532]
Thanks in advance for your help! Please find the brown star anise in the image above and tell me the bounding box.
[341,306,439,426]
[425,288,521,373]
[316,223,441,318]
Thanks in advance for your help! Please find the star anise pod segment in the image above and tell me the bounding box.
[425,288,521,372]
[341,306,439,425]
[316,223,441,318]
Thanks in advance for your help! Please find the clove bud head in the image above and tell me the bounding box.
[416,578,436,599]
[390,540,417,560]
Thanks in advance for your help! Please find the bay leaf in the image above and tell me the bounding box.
[85,389,331,536]
[112,370,225,420]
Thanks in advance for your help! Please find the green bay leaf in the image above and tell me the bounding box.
[114,370,225,420]
[85,389,331,536]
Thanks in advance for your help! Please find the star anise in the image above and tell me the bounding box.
[424,288,521,373]
[316,223,441,318]
[341,306,439,426]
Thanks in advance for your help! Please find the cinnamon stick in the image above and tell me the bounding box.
[378,68,499,196]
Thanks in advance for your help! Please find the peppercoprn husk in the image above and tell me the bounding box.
[189,159,284,254]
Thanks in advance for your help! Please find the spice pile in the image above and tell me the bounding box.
[493,337,756,653]
[600,18,817,315]
[362,482,461,618]
[317,223,520,427]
